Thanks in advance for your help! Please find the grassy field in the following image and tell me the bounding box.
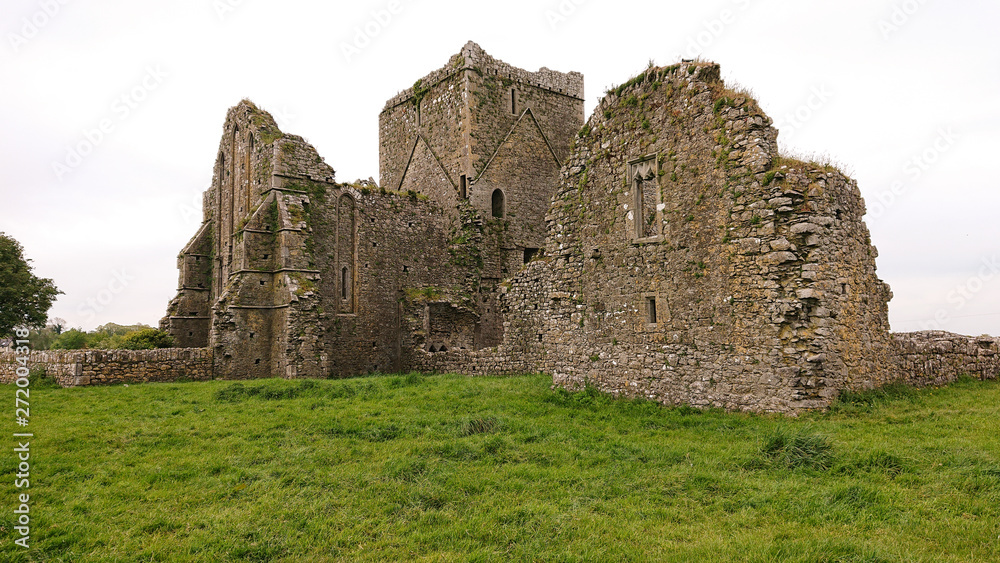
[1,372,998,562]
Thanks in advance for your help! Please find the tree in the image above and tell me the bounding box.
[27,320,62,350]
[0,233,61,337]
[51,328,88,350]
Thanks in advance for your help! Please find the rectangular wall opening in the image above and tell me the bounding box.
[646,297,657,325]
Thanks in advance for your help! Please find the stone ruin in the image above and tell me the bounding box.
[159,41,998,412]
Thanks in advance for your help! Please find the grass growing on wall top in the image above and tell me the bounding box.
[2,375,999,561]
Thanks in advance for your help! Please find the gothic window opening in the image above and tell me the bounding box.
[492,189,505,218]
[245,134,253,214]
[630,156,660,239]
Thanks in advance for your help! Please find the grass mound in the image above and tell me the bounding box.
[756,427,835,470]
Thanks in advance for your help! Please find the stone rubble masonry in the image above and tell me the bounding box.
[13,43,995,409]
[379,40,584,252]
[0,348,212,387]
[409,58,997,412]
[155,42,583,384]
[892,331,999,387]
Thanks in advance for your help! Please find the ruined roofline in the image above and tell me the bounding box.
[224,99,285,144]
[381,40,584,113]
[596,60,723,107]
[595,61,867,184]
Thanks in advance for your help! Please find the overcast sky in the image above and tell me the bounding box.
[2,0,998,337]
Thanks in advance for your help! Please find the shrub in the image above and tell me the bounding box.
[28,365,61,389]
[119,328,174,350]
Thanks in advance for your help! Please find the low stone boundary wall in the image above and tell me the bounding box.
[2,332,997,397]
[0,348,213,387]
[892,331,999,387]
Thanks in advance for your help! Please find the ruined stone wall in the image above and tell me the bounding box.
[164,102,337,381]
[0,349,212,387]
[308,184,469,376]
[454,62,896,413]
[163,101,288,352]
[146,47,999,412]
[892,331,999,387]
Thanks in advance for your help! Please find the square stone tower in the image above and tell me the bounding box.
[379,41,585,254]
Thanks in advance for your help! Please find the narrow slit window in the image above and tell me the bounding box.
[646,297,657,324]
[492,189,505,218]
[337,194,356,313]
[459,175,468,199]
[511,88,517,114]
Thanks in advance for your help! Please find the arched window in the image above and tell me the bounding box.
[245,134,254,214]
[491,189,505,218]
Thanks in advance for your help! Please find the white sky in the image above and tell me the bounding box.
[1,0,998,337]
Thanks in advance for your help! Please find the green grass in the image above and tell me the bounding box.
[2,374,999,561]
